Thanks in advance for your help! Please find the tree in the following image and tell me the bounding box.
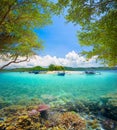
[49,64,55,71]
[48,64,64,71]
[0,0,52,69]
[55,0,117,66]
[78,10,117,66]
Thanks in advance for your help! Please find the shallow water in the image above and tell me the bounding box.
[0,71,117,104]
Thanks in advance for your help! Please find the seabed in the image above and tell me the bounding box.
[0,71,117,130]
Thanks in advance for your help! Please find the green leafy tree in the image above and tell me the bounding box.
[0,0,52,69]
[78,10,117,66]
[49,64,54,71]
[55,0,117,66]
[49,64,64,71]
[55,65,64,70]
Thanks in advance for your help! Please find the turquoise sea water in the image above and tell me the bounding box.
[0,71,117,105]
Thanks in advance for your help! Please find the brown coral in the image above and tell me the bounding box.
[0,105,42,130]
[0,104,86,130]
[87,119,100,129]
[57,112,86,130]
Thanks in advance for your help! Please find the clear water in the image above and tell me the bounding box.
[0,71,117,104]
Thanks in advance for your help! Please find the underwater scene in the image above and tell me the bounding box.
[0,71,117,130]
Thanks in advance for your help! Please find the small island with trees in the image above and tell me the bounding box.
[1,64,117,72]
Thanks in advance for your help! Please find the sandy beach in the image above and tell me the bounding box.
[46,71,84,74]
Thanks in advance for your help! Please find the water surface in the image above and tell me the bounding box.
[0,71,117,104]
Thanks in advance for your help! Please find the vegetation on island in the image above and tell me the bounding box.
[48,64,65,71]
[1,65,117,72]
[0,64,64,72]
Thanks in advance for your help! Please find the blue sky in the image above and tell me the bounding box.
[1,13,101,68]
[0,10,102,68]
[35,14,91,57]
[1,15,101,68]
[0,0,102,68]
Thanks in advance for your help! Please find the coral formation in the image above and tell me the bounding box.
[37,104,50,119]
[100,92,117,120]
[0,108,41,130]
[0,104,86,130]
[28,109,38,116]
[0,92,117,130]
[0,97,11,109]
[87,119,100,129]
[56,112,86,130]
[37,104,50,112]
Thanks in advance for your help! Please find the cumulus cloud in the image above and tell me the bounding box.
[0,51,101,68]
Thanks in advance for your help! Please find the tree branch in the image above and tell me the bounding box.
[0,55,29,70]
[0,4,13,26]
[14,56,29,63]
[0,0,40,26]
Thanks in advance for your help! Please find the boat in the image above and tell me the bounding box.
[85,70,95,74]
[57,72,65,76]
[29,71,47,74]
[29,71,39,74]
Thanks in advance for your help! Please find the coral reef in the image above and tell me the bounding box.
[37,104,50,119]
[28,109,38,116]
[100,92,117,120]
[41,94,57,102]
[0,104,86,130]
[16,96,42,106]
[87,119,100,129]
[0,97,12,109]
[0,93,117,130]
[102,119,117,130]
[56,112,86,130]
[0,105,41,130]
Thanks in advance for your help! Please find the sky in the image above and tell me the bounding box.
[0,14,102,68]
[35,15,92,57]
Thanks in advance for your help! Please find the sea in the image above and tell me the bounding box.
[0,71,117,105]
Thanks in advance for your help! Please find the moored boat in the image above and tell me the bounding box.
[85,70,95,74]
[29,71,39,74]
[57,72,65,76]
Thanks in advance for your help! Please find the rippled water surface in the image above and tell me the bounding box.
[0,71,117,103]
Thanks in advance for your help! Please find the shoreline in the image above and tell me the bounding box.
[46,70,84,74]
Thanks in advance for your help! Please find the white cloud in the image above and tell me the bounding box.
[0,51,101,69]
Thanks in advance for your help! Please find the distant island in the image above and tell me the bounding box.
[1,64,117,72]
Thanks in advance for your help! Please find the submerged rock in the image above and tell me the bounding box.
[100,93,117,120]
[102,119,116,130]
